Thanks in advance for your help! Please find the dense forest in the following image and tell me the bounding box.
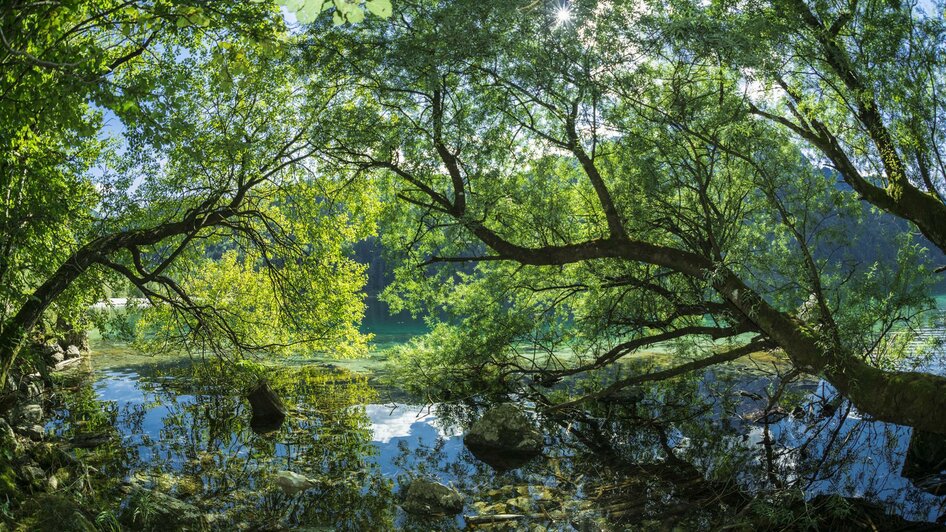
[2,0,946,529]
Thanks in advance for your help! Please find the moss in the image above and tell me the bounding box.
[16,493,97,532]
[0,464,17,500]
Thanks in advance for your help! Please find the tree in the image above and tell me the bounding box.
[277,0,393,24]
[662,0,946,256]
[304,0,946,433]
[0,1,375,385]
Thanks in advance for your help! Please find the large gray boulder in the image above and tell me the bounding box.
[464,404,543,470]
[401,478,464,516]
[65,345,82,359]
[41,344,65,365]
[119,487,205,531]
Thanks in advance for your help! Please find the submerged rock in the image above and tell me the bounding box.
[247,380,287,433]
[401,478,464,516]
[68,431,113,449]
[119,487,205,531]
[19,493,97,531]
[274,470,318,496]
[464,404,543,470]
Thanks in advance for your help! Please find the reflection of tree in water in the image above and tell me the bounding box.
[53,364,398,530]
[49,358,946,529]
[403,365,946,529]
[551,366,946,528]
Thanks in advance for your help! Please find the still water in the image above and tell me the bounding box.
[44,310,946,530]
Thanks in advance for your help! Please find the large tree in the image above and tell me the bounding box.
[304,0,946,433]
[0,1,378,385]
[666,0,946,254]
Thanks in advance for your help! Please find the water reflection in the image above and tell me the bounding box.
[43,350,946,530]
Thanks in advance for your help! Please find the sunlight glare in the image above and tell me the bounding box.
[554,4,573,27]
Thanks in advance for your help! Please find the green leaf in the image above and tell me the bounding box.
[347,6,365,24]
[365,0,392,18]
[296,1,323,24]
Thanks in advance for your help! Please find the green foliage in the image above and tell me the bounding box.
[278,0,393,24]
[122,40,377,357]
[0,1,378,368]
[299,0,941,398]
[0,0,286,336]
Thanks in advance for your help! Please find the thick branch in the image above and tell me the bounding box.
[548,339,771,411]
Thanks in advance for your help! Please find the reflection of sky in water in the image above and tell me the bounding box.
[48,351,946,525]
[744,421,938,517]
[94,370,147,403]
[85,369,470,485]
[737,379,946,521]
[87,370,255,471]
[365,404,445,443]
[364,404,467,483]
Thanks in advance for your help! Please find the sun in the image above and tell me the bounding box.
[554,3,573,27]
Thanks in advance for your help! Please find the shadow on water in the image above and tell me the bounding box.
[42,329,946,530]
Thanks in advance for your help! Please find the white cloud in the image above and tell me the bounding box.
[365,404,455,443]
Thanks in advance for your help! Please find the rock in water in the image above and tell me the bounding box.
[464,404,543,471]
[247,380,286,433]
[119,487,204,531]
[274,470,317,496]
[53,357,81,372]
[401,478,464,516]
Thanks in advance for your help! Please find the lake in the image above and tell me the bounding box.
[43,307,946,530]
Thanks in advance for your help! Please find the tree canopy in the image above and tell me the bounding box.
[298,0,946,432]
[2,0,946,436]
[0,0,386,381]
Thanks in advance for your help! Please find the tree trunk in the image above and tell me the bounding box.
[711,266,946,435]
[0,239,101,388]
